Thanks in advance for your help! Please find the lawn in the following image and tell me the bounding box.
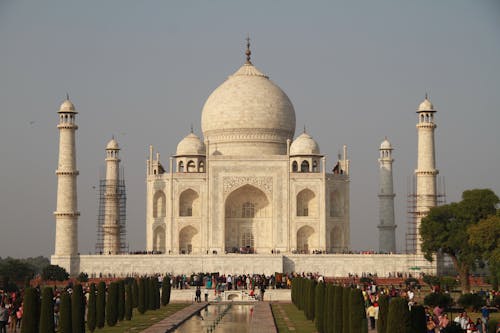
[91,303,190,333]
[271,302,318,333]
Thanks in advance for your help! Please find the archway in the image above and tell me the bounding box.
[224,184,271,253]
[153,190,166,218]
[297,226,315,254]
[296,189,317,217]
[330,226,343,253]
[179,225,198,254]
[179,189,199,217]
[153,226,165,253]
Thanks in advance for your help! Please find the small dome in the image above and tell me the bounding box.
[106,138,120,150]
[380,138,392,150]
[417,97,435,112]
[290,132,320,155]
[59,99,76,113]
[176,132,206,156]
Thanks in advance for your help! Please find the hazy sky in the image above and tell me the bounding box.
[1,1,499,258]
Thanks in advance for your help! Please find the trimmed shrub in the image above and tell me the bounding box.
[125,283,133,320]
[409,305,426,333]
[148,277,156,310]
[440,276,458,291]
[349,288,367,333]
[333,286,343,333]
[386,297,411,333]
[162,275,171,306]
[423,292,453,308]
[21,287,39,333]
[106,282,118,326]
[315,282,325,333]
[377,295,389,333]
[325,284,334,333]
[138,277,146,314]
[457,293,485,312]
[41,264,69,281]
[118,280,125,321]
[77,272,89,283]
[306,279,316,321]
[39,287,55,333]
[87,283,96,332]
[58,291,72,333]
[341,287,350,333]
[96,281,106,328]
[488,319,498,333]
[132,278,139,308]
[71,284,85,333]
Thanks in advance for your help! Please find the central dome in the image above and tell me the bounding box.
[201,61,296,155]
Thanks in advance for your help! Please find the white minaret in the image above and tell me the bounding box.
[415,94,438,254]
[378,138,396,253]
[54,96,80,259]
[102,138,121,254]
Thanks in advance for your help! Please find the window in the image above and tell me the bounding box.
[301,160,309,172]
[292,161,298,172]
[178,161,184,172]
[242,202,255,218]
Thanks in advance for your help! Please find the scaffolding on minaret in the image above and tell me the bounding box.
[405,174,446,255]
[95,167,128,254]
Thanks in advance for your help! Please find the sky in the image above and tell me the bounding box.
[1,0,499,258]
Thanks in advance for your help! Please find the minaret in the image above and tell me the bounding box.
[377,138,396,253]
[102,138,121,254]
[54,96,80,258]
[415,95,438,254]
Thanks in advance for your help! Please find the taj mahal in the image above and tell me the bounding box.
[51,41,439,277]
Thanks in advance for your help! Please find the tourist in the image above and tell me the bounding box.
[438,313,449,331]
[475,318,485,333]
[0,303,7,333]
[195,286,201,303]
[480,305,489,326]
[366,302,377,329]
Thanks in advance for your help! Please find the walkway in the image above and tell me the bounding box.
[140,302,208,333]
[249,302,278,333]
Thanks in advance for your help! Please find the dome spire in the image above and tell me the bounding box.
[245,35,252,64]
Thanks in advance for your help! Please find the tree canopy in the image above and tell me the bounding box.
[420,188,499,293]
[42,264,69,281]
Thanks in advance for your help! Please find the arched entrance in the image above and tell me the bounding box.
[224,184,271,253]
[179,226,198,254]
[153,226,165,253]
[330,226,343,253]
[297,226,315,254]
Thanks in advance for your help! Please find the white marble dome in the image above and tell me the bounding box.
[176,132,205,156]
[106,138,120,150]
[59,99,76,112]
[290,132,320,155]
[201,62,296,155]
[380,138,392,150]
[417,97,435,112]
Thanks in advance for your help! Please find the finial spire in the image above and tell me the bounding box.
[66,92,70,100]
[190,123,194,133]
[245,35,252,64]
[303,125,307,133]
[425,92,428,100]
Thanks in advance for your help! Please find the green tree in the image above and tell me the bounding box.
[132,278,139,308]
[118,280,125,321]
[420,189,499,293]
[315,282,325,333]
[333,286,343,333]
[386,297,410,333]
[39,287,55,333]
[106,282,118,326]
[325,284,334,333]
[125,283,133,320]
[409,305,426,333]
[468,213,500,290]
[341,287,350,333]
[138,278,146,314]
[21,287,39,333]
[58,291,72,333]
[0,258,36,282]
[96,281,106,328]
[377,295,389,333]
[349,288,367,333]
[161,275,171,306]
[87,283,97,332]
[41,264,69,281]
[71,284,85,333]
[148,277,156,310]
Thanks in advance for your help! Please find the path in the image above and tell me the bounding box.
[140,302,208,333]
[249,302,278,333]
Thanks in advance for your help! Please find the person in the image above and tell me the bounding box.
[475,318,484,333]
[195,286,201,303]
[480,305,489,326]
[366,303,376,329]
[426,317,437,333]
[438,313,449,331]
[0,303,8,333]
[260,285,265,301]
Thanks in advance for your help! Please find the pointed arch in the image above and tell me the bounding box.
[297,226,315,254]
[179,225,199,254]
[292,161,298,172]
[179,189,199,217]
[187,160,196,172]
[330,226,343,253]
[153,190,166,218]
[153,226,165,253]
[296,188,317,217]
[301,160,310,172]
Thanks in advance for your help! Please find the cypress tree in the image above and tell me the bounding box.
[58,291,72,333]
[144,277,150,311]
[386,297,411,333]
[106,282,118,326]
[21,287,38,333]
[307,280,316,320]
[161,276,170,306]
[117,280,125,321]
[39,287,55,333]
[349,288,367,333]
[148,277,156,310]
[341,287,350,333]
[138,277,146,314]
[377,295,389,333]
[325,284,334,333]
[409,305,426,333]
[333,286,343,333]
[71,284,85,333]
[87,283,96,332]
[96,281,106,328]
[315,282,325,333]
[125,283,133,320]
[132,278,139,308]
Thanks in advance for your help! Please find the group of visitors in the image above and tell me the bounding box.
[0,290,22,333]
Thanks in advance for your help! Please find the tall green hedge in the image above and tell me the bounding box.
[21,287,39,333]
[386,297,411,333]
[58,291,72,333]
[409,305,426,333]
[349,288,367,333]
[39,287,54,333]
[333,286,343,333]
[106,282,118,326]
[341,287,350,333]
[325,284,334,333]
[125,283,133,320]
[118,280,125,321]
[71,284,85,333]
[87,283,97,332]
[377,295,389,333]
[315,282,325,333]
[96,281,106,328]
[162,275,171,306]
[132,278,139,308]
[138,277,146,314]
[148,277,156,310]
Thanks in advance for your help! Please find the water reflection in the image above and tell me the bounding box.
[174,304,255,333]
